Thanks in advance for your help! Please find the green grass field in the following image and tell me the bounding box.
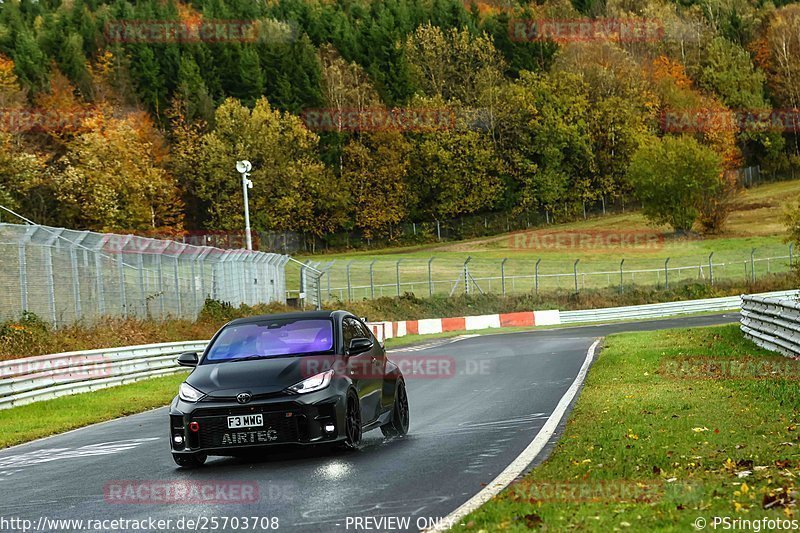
[453,324,800,532]
[294,180,800,300]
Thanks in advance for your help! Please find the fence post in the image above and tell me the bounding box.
[709,252,714,286]
[346,260,354,301]
[436,220,441,241]
[790,243,794,269]
[137,252,146,318]
[69,244,82,321]
[751,248,756,282]
[117,251,127,318]
[573,259,580,293]
[664,257,670,289]
[18,242,27,313]
[156,249,165,318]
[535,258,541,295]
[396,259,403,296]
[428,257,435,297]
[619,259,624,294]
[463,257,472,295]
[174,251,182,316]
[44,246,57,325]
[501,258,508,296]
[369,260,376,299]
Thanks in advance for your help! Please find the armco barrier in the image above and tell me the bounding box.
[0,340,208,409]
[560,289,799,324]
[2,289,798,409]
[740,293,800,358]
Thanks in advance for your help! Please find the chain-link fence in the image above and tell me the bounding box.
[312,244,796,301]
[0,223,290,326]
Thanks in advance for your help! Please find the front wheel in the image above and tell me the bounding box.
[381,380,409,437]
[338,391,363,450]
[173,452,207,468]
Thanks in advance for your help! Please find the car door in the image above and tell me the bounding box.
[343,317,381,423]
[353,318,389,414]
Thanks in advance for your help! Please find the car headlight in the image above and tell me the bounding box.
[287,370,334,394]
[179,382,205,402]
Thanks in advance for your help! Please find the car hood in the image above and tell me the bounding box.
[187,355,339,398]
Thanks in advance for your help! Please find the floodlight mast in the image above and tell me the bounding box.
[236,160,253,251]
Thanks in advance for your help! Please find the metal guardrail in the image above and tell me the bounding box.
[3,289,800,410]
[0,340,209,409]
[741,294,800,358]
[560,289,800,324]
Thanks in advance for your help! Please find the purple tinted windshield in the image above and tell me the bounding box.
[204,319,334,362]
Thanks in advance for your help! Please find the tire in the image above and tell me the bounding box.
[172,452,207,468]
[381,380,409,437]
[338,391,363,450]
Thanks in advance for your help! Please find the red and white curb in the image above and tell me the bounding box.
[367,310,560,342]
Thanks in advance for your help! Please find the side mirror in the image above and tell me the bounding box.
[348,337,373,356]
[177,352,199,367]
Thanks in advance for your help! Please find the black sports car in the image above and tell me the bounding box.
[168,310,409,467]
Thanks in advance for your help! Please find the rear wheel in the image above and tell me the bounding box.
[172,452,206,468]
[381,380,409,437]
[338,392,362,450]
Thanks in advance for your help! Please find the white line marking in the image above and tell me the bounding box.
[426,338,601,532]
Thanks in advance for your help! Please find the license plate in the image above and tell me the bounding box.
[227,414,263,429]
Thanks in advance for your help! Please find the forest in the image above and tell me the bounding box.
[0,0,798,242]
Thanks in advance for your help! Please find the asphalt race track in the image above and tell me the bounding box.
[0,313,739,533]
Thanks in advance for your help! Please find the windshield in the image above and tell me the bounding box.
[203,319,334,362]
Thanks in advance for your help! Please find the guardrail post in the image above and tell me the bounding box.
[428,257,435,297]
[535,258,541,295]
[664,257,670,289]
[369,260,376,299]
[396,259,403,296]
[751,248,756,283]
[709,252,714,286]
[573,259,580,293]
[619,259,625,294]
[501,258,508,296]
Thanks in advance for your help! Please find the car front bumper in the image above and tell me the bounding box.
[169,391,347,456]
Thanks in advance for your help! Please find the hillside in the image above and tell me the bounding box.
[0,0,798,245]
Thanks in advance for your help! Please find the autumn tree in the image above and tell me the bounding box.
[187,97,348,237]
[628,135,724,234]
[342,132,412,239]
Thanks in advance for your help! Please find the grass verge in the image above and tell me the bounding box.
[452,324,800,532]
[0,372,189,449]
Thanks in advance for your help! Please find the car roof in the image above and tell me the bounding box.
[226,309,351,326]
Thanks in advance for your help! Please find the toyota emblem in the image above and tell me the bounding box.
[236,392,252,404]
